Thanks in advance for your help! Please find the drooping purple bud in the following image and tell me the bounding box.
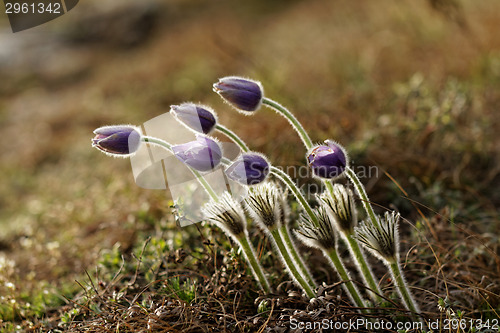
[213,76,263,113]
[226,153,270,185]
[92,125,142,157]
[172,136,222,172]
[170,103,217,134]
[307,140,347,179]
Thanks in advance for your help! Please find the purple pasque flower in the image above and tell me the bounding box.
[226,152,270,185]
[307,140,347,179]
[170,103,217,134]
[213,76,263,113]
[172,136,222,172]
[92,125,142,157]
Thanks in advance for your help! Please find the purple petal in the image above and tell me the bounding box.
[307,142,346,179]
[92,125,141,155]
[173,136,222,172]
[171,104,217,134]
[214,77,263,112]
[226,153,269,185]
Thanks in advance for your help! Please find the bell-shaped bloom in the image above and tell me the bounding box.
[213,76,263,113]
[355,211,400,262]
[226,152,270,185]
[170,103,217,134]
[172,136,222,172]
[306,140,347,179]
[319,184,357,232]
[92,125,142,157]
[296,207,337,251]
[245,182,283,230]
[202,192,247,238]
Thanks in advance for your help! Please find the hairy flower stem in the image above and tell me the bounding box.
[279,225,317,291]
[325,248,367,311]
[270,167,318,226]
[142,136,218,200]
[270,229,316,298]
[344,167,380,230]
[142,135,270,293]
[344,234,383,303]
[237,235,272,294]
[215,124,250,152]
[262,98,314,149]
[388,259,421,318]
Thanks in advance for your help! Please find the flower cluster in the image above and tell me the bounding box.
[92,76,422,320]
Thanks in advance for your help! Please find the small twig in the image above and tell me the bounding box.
[128,236,151,287]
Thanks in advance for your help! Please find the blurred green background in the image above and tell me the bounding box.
[0,0,499,329]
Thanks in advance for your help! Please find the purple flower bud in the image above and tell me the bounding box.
[172,136,222,172]
[213,76,263,113]
[92,125,142,157]
[226,153,270,185]
[307,140,347,179]
[170,103,217,134]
